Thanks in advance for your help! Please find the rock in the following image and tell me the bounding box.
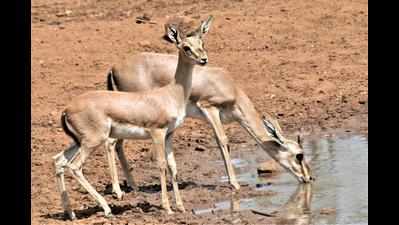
[56,10,73,17]
[255,183,272,188]
[257,160,282,175]
[50,111,57,117]
[55,12,65,17]
[138,40,151,48]
[74,186,88,194]
[65,10,73,16]
[194,145,206,152]
[341,95,348,103]
[48,21,62,26]
[320,208,336,215]
[136,13,155,24]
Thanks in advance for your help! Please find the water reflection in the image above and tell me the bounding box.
[273,184,312,225]
[197,133,368,224]
[193,183,313,225]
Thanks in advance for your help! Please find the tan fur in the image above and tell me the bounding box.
[53,16,214,220]
[109,52,313,191]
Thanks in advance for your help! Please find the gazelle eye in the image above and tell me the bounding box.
[296,153,304,162]
[183,46,191,54]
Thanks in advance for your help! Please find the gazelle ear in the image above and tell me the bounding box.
[263,118,284,144]
[165,24,182,45]
[196,15,214,37]
[297,134,303,148]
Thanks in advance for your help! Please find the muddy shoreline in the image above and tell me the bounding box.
[32,0,367,224]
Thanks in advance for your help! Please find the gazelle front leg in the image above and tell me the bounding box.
[165,132,185,212]
[105,138,124,200]
[151,129,173,214]
[198,105,240,190]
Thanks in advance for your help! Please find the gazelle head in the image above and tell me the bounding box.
[165,15,213,66]
[275,183,313,225]
[261,117,314,183]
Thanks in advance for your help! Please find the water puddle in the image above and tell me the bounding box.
[193,133,368,224]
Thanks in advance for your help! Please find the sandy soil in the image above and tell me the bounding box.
[31,0,368,224]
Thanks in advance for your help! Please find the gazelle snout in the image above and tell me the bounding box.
[199,57,208,65]
[297,158,314,183]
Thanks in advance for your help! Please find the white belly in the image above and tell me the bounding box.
[110,122,150,139]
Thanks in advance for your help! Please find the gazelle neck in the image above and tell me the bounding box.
[174,51,194,103]
[234,89,272,144]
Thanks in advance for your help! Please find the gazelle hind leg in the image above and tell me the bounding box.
[165,132,185,212]
[115,139,137,190]
[105,139,124,200]
[198,106,240,190]
[53,143,79,220]
[151,129,173,214]
[67,145,113,218]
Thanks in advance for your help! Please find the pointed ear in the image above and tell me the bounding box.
[165,24,182,45]
[297,134,303,148]
[263,118,284,144]
[197,15,214,37]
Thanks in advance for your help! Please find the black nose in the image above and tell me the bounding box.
[200,58,208,65]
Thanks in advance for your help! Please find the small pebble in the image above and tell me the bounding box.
[194,146,205,152]
[320,208,336,215]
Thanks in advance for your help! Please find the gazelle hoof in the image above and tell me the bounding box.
[163,206,174,215]
[65,211,76,220]
[126,185,136,193]
[230,181,240,191]
[123,180,136,193]
[112,191,125,200]
[104,211,114,218]
[177,205,186,213]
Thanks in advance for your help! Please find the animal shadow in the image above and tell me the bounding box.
[103,180,217,195]
[42,201,162,221]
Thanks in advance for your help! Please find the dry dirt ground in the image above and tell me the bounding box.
[31,0,368,224]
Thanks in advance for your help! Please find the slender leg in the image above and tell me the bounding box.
[151,129,173,214]
[165,132,185,212]
[150,145,157,162]
[230,192,240,212]
[68,146,113,218]
[53,144,79,220]
[199,106,240,190]
[115,139,137,189]
[105,139,124,200]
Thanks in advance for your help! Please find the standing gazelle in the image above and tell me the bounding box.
[106,21,313,194]
[53,16,214,219]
